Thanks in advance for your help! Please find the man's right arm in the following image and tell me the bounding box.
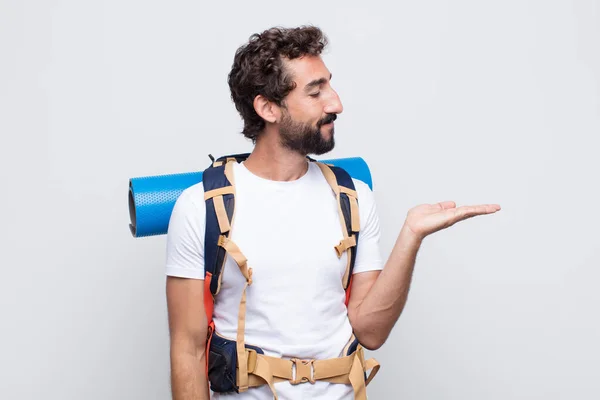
[166,276,209,400]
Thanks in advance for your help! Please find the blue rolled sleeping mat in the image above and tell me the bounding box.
[128,156,373,238]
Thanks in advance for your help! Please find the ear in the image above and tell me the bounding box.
[253,95,281,124]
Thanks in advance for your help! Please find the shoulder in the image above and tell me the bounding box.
[352,178,375,205]
[351,178,372,195]
[171,182,206,218]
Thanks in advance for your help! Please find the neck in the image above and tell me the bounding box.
[244,127,308,182]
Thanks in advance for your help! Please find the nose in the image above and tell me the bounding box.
[324,88,343,115]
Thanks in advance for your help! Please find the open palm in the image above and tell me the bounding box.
[405,201,501,240]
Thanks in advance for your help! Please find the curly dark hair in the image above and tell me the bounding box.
[228,26,328,142]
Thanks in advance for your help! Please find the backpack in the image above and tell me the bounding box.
[201,153,378,400]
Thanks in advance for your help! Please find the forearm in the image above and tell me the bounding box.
[170,339,210,400]
[354,224,422,349]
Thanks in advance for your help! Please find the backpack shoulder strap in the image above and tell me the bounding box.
[314,162,360,304]
[203,158,240,297]
[203,153,258,390]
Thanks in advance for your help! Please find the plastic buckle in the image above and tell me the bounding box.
[290,358,315,384]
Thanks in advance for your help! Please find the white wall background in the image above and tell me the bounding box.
[1,0,599,398]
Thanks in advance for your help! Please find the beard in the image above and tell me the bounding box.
[279,112,337,156]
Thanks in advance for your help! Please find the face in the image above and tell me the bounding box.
[277,56,343,156]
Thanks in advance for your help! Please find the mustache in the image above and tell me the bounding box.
[317,113,337,127]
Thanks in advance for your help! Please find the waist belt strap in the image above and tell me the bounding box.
[237,345,380,400]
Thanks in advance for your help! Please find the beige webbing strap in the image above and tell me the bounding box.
[335,189,358,288]
[349,195,360,232]
[236,274,252,392]
[204,186,235,200]
[210,159,238,294]
[213,159,256,391]
[242,354,280,399]
[239,344,379,400]
[218,235,253,392]
[213,196,231,233]
[204,159,239,291]
[335,236,357,258]
[318,165,360,234]
[313,354,354,380]
[224,160,235,185]
[356,346,380,387]
[218,236,247,270]
[316,162,357,289]
[349,348,367,399]
[316,162,341,197]
[339,186,357,197]
[204,171,236,233]
[339,186,360,233]
[364,358,380,386]
[344,345,380,399]
[216,234,253,391]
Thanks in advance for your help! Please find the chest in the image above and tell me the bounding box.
[220,182,348,293]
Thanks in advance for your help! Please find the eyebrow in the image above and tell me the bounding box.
[304,73,332,92]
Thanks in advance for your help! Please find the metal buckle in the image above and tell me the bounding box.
[290,358,315,384]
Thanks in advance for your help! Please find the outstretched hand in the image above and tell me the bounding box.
[404,201,501,240]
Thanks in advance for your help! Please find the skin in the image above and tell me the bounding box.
[167,277,208,399]
[167,54,501,399]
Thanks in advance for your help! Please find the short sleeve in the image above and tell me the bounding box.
[165,185,206,279]
[352,179,385,274]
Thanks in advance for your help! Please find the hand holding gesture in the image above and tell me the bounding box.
[404,201,501,241]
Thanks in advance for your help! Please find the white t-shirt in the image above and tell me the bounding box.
[165,161,384,400]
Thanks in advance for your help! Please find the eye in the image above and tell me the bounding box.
[309,92,321,98]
